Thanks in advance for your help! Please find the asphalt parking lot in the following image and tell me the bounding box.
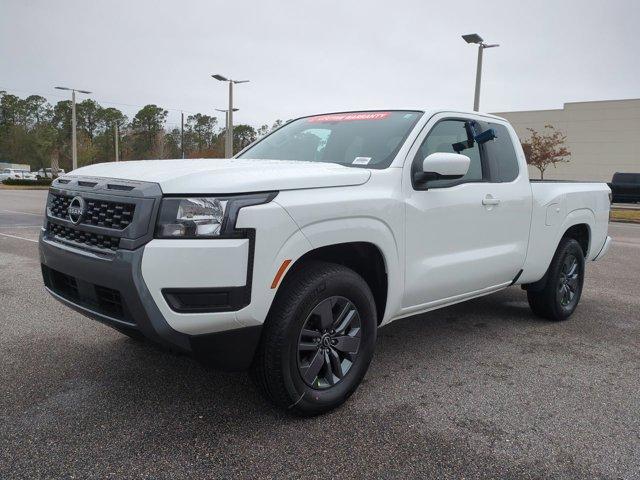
[1,189,639,479]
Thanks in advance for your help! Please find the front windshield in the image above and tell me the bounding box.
[238,111,423,169]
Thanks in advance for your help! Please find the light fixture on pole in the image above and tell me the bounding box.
[215,107,239,138]
[462,34,499,112]
[212,74,249,158]
[54,86,92,170]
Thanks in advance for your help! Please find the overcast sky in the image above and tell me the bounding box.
[2,0,639,128]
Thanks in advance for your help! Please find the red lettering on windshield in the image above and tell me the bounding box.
[308,112,391,123]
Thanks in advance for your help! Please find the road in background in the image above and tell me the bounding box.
[1,190,639,479]
[613,203,640,210]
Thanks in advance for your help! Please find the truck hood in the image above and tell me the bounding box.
[66,158,371,194]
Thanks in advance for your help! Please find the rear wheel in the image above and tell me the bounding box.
[251,261,377,416]
[527,238,585,321]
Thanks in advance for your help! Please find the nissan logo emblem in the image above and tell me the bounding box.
[67,196,86,225]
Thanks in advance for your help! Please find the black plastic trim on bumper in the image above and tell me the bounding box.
[39,232,263,371]
[40,232,191,352]
[162,287,249,313]
[190,325,263,371]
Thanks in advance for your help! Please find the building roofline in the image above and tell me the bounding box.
[494,97,640,115]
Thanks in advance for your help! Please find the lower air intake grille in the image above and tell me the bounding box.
[42,265,130,323]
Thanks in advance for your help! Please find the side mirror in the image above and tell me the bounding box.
[421,152,470,181]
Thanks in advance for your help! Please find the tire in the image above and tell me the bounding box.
[527,237,585,321]
[251,261,377,416]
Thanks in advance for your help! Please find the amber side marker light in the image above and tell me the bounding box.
[271,259,292,289]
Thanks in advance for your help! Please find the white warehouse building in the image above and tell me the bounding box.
[494,98,640,182]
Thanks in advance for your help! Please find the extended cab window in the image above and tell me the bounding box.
[238,111,423,169]
[481,123,520,182]
[412,119,483,188]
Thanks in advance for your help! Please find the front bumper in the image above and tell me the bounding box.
[593,235,613,261]
[39,233,262,371]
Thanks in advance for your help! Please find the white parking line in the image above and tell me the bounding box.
[0,225,42,229]
[0,209,44,217]
[0,232,38,243]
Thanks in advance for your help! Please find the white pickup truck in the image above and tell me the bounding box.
[39,109,612,415]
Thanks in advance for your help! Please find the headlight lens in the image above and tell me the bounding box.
[155,193,275,239]
[157,197,227,238]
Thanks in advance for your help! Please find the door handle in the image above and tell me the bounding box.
[482,195,501,206]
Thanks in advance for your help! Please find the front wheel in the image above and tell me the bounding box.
[527,238,585,321]
[251,261,377,416]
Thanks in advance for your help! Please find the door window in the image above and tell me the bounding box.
[481,123,520,182]
[412,120,484,188]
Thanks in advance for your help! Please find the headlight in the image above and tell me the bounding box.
[155,193,276,239]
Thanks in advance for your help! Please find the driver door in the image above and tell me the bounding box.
[402,115,520,310]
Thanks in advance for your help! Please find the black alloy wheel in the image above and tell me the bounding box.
[557,253,580,308]
[297,296,362,390]
[251,261,377,416]
[527,237,585,321]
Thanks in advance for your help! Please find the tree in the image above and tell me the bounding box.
[0,92,26,127]
[50,100,73,169]
[23,95,52,127]
[94,107,128,162]
[185,113,218,153]
[0,92,294,168]
[233,124,257,152]
[76,99,103,140]
[522,125,571,180]
[130,104,168,159]
[256,124,270,138]
[164,127,182,159]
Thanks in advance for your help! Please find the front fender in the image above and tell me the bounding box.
[297,216,402,325]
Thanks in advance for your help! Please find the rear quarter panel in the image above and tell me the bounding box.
[519,182,610,284]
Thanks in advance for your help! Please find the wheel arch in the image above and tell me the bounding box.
[524,219,592,292]
[561,222,591,257]
[277,242,389,325]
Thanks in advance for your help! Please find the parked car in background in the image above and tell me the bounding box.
[37,168,66,179]
[16,169,37,181]
[0,168,30,181]
[608,172,640,203]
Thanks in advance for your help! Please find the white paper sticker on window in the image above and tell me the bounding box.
[352,157,371,165]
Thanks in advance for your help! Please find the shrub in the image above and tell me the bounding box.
[2,178,53,186]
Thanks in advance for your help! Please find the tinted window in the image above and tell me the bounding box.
[413,119,483,188]
[239,111,423,169]
[482,123,519,182]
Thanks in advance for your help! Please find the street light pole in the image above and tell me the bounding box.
[227,81,233,158]
[473,45,483,112]
[461,34,499,112]
[71,89,77,169]
[55,86,92,170]
[215,107,239,157]
[212,74,249,158]
[114,123,119,162]
[181,112,185,159]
